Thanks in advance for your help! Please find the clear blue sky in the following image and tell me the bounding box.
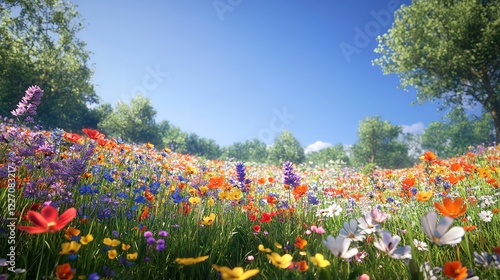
[72,0,446,152]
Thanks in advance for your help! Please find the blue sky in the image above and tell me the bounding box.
[72,0,446,152]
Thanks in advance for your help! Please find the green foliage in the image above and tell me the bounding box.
[373,0,500,141]
[185,133,221,160]
[0,0,98,131]
[98,94,162,147]
[221,139,268,163]
[422,106,495,158]
[351,116,413,169]
[306,144,350,166]
[267,130,305,165]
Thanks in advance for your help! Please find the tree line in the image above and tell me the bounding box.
[1,0,498,169]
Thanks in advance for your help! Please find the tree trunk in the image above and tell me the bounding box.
[491,107,500,144]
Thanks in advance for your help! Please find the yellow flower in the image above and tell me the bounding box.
[189,188,197,196]
[202,213,216,226]
[208,197,215,207]
[199,186,209,195]
[175,255,209,265]
[212,264,260,280]
[59,241,81,255]
[122,243,131,251]
[108,249,118,259]
[127,252,138,261]
[416,191,433,202]
[103,238,121,247]
[258,244,272,253]
[274,242,282,249]
[310,253,331,268]
[64,227,81,241]
[189,196,201,205]
[80,234,94,245]
[267,253,293,269]
[218,191,230,200]
[230,189,242,200]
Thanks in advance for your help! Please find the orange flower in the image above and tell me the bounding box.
[463,225,476,231]
[257,178,266,185]
[401,177,416,190]
[266,194,277,204]
[63,132,83,144]
[268,177,275,184]
[294,236,307,249]
[292,185,308,200]
[416,191,433,202]
[55,263,74,280]
[294,260,309,272]
[423,151,437,161]
[443,261,468,280]
[434,197,467,219]
[208,176,225,189]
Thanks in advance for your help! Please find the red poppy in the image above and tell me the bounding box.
[292,185,308,200]
[253,225,261,233]
[82,128,105,140]
[443,261,468,280]
[17,205,76,234]
[401,177,416,190]
[63,132,83,143]
[208,176,225,189]
[266,194,277,204]
[258,212,272,223]
[423,151,437,161]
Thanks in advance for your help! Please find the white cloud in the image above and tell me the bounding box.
[304,141,332,154]
[401,122,425,134]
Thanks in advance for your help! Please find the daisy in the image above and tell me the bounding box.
[413,239,428,251]
[322,235,358,259]
[339,219,365,242]
[373,230,412,260]
[478,210,493,222]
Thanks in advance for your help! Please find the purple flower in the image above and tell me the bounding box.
[144,231,153,238]
[146,237,156,246]
[235,162,251,189]
[159,230,169,237]
[11,85,44,122]
[283,161,301,188]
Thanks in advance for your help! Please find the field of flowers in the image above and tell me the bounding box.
[1,88,500,280]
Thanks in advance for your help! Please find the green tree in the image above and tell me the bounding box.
[185,133,221,159]
[160,122,188,153]
[0,0,98,130]
[267,130,305,165]
[422,107,495,158]
[373,0,500,141]
[221,139,268,163]
[98,94,162,147]
[351,116,412,169]
[306,144,350,165]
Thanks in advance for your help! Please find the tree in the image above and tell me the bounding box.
[221,139,268,163]
[98,94,162,147]
[373,0,500,141]
[0,0,98,130]
[306,144,350,165]
[160,122,188,153]
[351,116,412,169]
[267,130,305,165]
[422,106,495,158]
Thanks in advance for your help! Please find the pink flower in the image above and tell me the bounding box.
[311,225,326,234]
[359,274,370,280]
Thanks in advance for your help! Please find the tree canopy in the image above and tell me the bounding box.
[267,130,305,165]
[351,116,413,169]
[422,106,495,158]
[373,0,500,141]
[0,0,98,131]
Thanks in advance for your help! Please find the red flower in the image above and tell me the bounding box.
[17,205,76,234]
[63,132,83,143]
[258,212,272,223]
[55,263,74,280]
[253,225,261,233]
[82,128,105,140]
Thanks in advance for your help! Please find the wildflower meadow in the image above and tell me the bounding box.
[1,86,500,280]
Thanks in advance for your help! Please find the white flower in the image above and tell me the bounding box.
[357,211,380,235]
[373,230,412,259]
[413,239,428,251]
[316,203,342,217]
[421,211,465,246]
[339,219,366,242]
[478,210,493,222]
[322,235,358,259]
